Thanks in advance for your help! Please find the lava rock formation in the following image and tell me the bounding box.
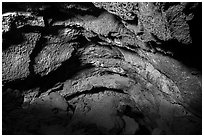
[2,2,202,135]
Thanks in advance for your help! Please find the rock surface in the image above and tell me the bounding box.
[2,2,202,135]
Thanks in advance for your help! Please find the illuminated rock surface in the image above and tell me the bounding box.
[2,2,201,135]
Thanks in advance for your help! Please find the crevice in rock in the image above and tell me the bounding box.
[97,70,128,77]
[65,86,128,101]
[28,36,47,75]
[2,2,202,135]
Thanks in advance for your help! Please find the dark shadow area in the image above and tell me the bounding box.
[17,25,45,33]
[2,91,149,135]
[124,14,139,26]
[147,35,202,71]
[147,2,202,71]
[117,105,151,135]
[2,2,31,13]
[2,104,73,134]
[2,28,25,51]
[3,87,202,135]
[186,2,202,70]
[2,25,44,51]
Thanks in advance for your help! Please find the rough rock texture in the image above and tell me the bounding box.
[2,33,41,83]
[2,2,202,135]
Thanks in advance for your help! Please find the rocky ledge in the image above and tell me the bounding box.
[2,2,202,135]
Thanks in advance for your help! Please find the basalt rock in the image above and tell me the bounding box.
[2,32,41,83]
[2,2,202,135]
